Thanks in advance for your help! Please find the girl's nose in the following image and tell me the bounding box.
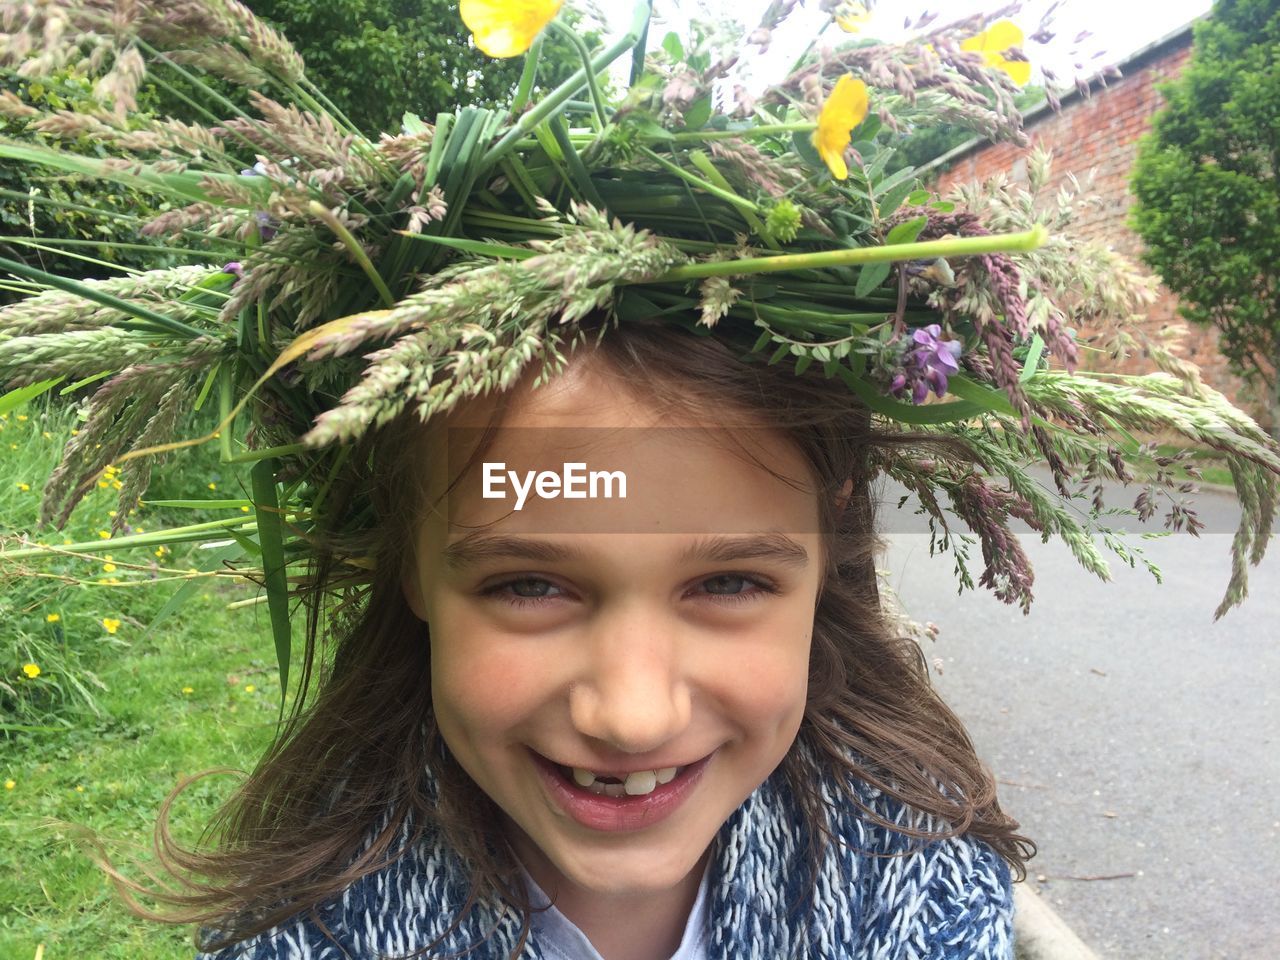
[568,606,693,754]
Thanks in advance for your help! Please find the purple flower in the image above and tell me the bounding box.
[222,261,243,279]
[888,324,964,404]
[254,210,277,242]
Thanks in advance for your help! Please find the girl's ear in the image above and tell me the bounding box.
[834,477,854,515]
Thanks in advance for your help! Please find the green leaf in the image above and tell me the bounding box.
[835,366,984,422]
[794,354,813,375]
[662,31,684,62]
[855,262,892,298]
[1020,334,1045,382]
[250,460,292,702]
[396,233,536,259]
[878,179,918,220]
[907,189,931,205]
[790,131,826,173]
[886,215,928,246]
[401,111,430,135]
[929,200,955,212]
[683,97,712,131]
[0,377,65,416]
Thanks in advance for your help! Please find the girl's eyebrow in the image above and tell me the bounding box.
[441,533,810,570]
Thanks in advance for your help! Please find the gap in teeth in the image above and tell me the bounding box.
[566,766,681,796]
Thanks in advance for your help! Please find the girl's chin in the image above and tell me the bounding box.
[542,846,713,901]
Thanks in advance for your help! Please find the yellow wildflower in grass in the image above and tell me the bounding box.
[244,684,256,693]
[154,546,167,558]
[960,19,1031,86]
[834,1,871,34]
[70,428,79,436]
[102,557,117,573]
[97,480,109,488]
[812,74,869,180]
[42,431,51,439]
[111,479,122,490]
[75,785,84,793]
[460,0,563,58]
[241,505,251,513]
[182,686,194,694]
[98,530,111,539]
[46,613,60,623]
[22,663,41,679]
[4,780,14,790]
[207,482,217,490]
[16,482,30,491]
[16,414,27,421]
[8,443,16,450]
[102,618,121,634]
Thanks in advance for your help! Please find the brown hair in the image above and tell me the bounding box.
[97,317,1033,954]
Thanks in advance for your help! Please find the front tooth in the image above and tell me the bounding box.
[655,767,677,785]
[602,782,627,798]
[572,767,596,787]
[624,770,658,795]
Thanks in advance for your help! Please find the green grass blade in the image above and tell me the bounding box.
[0,377,65,415]
[250,459,292,702]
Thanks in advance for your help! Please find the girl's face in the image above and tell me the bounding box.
[403,358,826,902]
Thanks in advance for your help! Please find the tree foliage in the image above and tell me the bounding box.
[1130,0,1280,427]
[245,0,594,135]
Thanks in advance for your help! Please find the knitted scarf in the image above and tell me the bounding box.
[198,760,1012,960]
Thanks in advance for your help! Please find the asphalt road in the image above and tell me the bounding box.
[877,480,1279,960]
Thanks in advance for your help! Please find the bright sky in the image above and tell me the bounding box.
[596,0,1213,92]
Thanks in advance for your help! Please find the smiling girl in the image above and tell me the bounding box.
[188,321,1032,959]
[2,1,1276,959]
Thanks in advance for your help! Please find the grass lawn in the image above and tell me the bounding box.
[2,404,287,959]
[0,583,283,960]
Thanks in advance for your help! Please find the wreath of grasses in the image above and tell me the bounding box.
[1,0,1276,696]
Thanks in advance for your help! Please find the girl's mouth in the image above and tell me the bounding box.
[531,750,714,832]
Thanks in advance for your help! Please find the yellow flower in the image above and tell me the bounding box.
[16,482,29,492]
[102,618,121,634]
[46,613,60,623]
[22,663,41,679]
[16,414,27,421]
[182,686,194,694]
[111,479,122,490]
[42,431,51,439]
[154,546,167,558]
[960,19,1031,86]
[98,530,111,539]
[71,429,79,436]
[812,74,869,180]
[75,784,85,793]
[4,779,14,790]
[834,1,871,34]
[244,684,256,693]
[98,480,109,489]
[102,558,117,573]
[241,505,251,513]
[207,482,217,490]
[460,0,563,58]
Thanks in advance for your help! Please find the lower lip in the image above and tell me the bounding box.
[532,751,713,833]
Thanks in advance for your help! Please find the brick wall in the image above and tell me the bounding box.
[930,27,1257,416]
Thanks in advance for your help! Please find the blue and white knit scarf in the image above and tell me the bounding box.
[199,767,1013,959]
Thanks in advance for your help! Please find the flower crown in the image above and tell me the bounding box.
[1,0,1277,692]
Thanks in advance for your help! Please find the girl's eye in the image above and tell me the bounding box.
[694,574,778,604]
[489,578,564,605]
[481,573,777,609]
